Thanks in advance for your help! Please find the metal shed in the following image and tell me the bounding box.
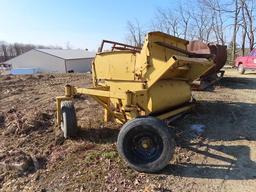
[4,49,96,73]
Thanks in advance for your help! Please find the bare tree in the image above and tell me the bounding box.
[7,45,16,57]
[237,0,255,56]
[0,41,63,62]
[198,0,242,64]
[199,0,227,45]
[190,5,213,42]
[179,5,191,39]
[152,8,183,37]
[1,44,8,61]
[231,0,241,62]
[14,43,22,56]
[126,20,145,47]
[241,0,247,55]
[243,0,255,51]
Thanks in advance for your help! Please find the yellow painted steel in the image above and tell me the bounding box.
[147,80,191,112]
[56,31,214,125]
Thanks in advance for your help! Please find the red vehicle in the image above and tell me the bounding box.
[235,49,256,74]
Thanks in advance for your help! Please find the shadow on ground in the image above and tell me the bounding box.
[219,76,256,89]
[166,100,256,179]
[164,143,256,180]
[171,101,256,142]
[76,127,119,144]
[196,101,256,141]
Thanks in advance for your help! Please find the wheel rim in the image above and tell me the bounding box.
[123,126,164,164]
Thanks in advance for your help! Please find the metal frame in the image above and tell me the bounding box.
[56,85,195,126]
[99,40,141,53]
[56,32,214,127]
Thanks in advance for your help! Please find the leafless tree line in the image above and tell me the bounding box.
[126,20,145,47]
[126,0,256,63]
[0,42,62,63]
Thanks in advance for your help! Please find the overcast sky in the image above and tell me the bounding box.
[0,0,181,51]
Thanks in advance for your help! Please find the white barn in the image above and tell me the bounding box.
[4,49,96,73]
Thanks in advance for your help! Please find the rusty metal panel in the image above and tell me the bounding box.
[187,40,227,80]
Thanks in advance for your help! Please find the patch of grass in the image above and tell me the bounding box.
[85,150,118,163]
[101,151,118,159]
[85,150,101,162]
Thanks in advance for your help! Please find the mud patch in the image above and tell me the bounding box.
[0,150,34,174]
[3,109,53,136]
[0,112,4,127]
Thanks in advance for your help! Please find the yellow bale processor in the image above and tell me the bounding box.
[56,31,214,172]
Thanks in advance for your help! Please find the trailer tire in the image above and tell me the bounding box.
[117,116,175,173]
[238,64,245,74]
[61,101,78,138]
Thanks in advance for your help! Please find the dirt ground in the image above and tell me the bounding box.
[0,68,256,192]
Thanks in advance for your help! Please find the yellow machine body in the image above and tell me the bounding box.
[56,32,214,125]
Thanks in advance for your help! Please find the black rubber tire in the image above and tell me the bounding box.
[238,64,245,74]
[117,116,175,173]
[61,101,78,138]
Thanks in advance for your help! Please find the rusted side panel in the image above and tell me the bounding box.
[187,41,227,80]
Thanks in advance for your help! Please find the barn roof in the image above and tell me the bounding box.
[36,49,96,60]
